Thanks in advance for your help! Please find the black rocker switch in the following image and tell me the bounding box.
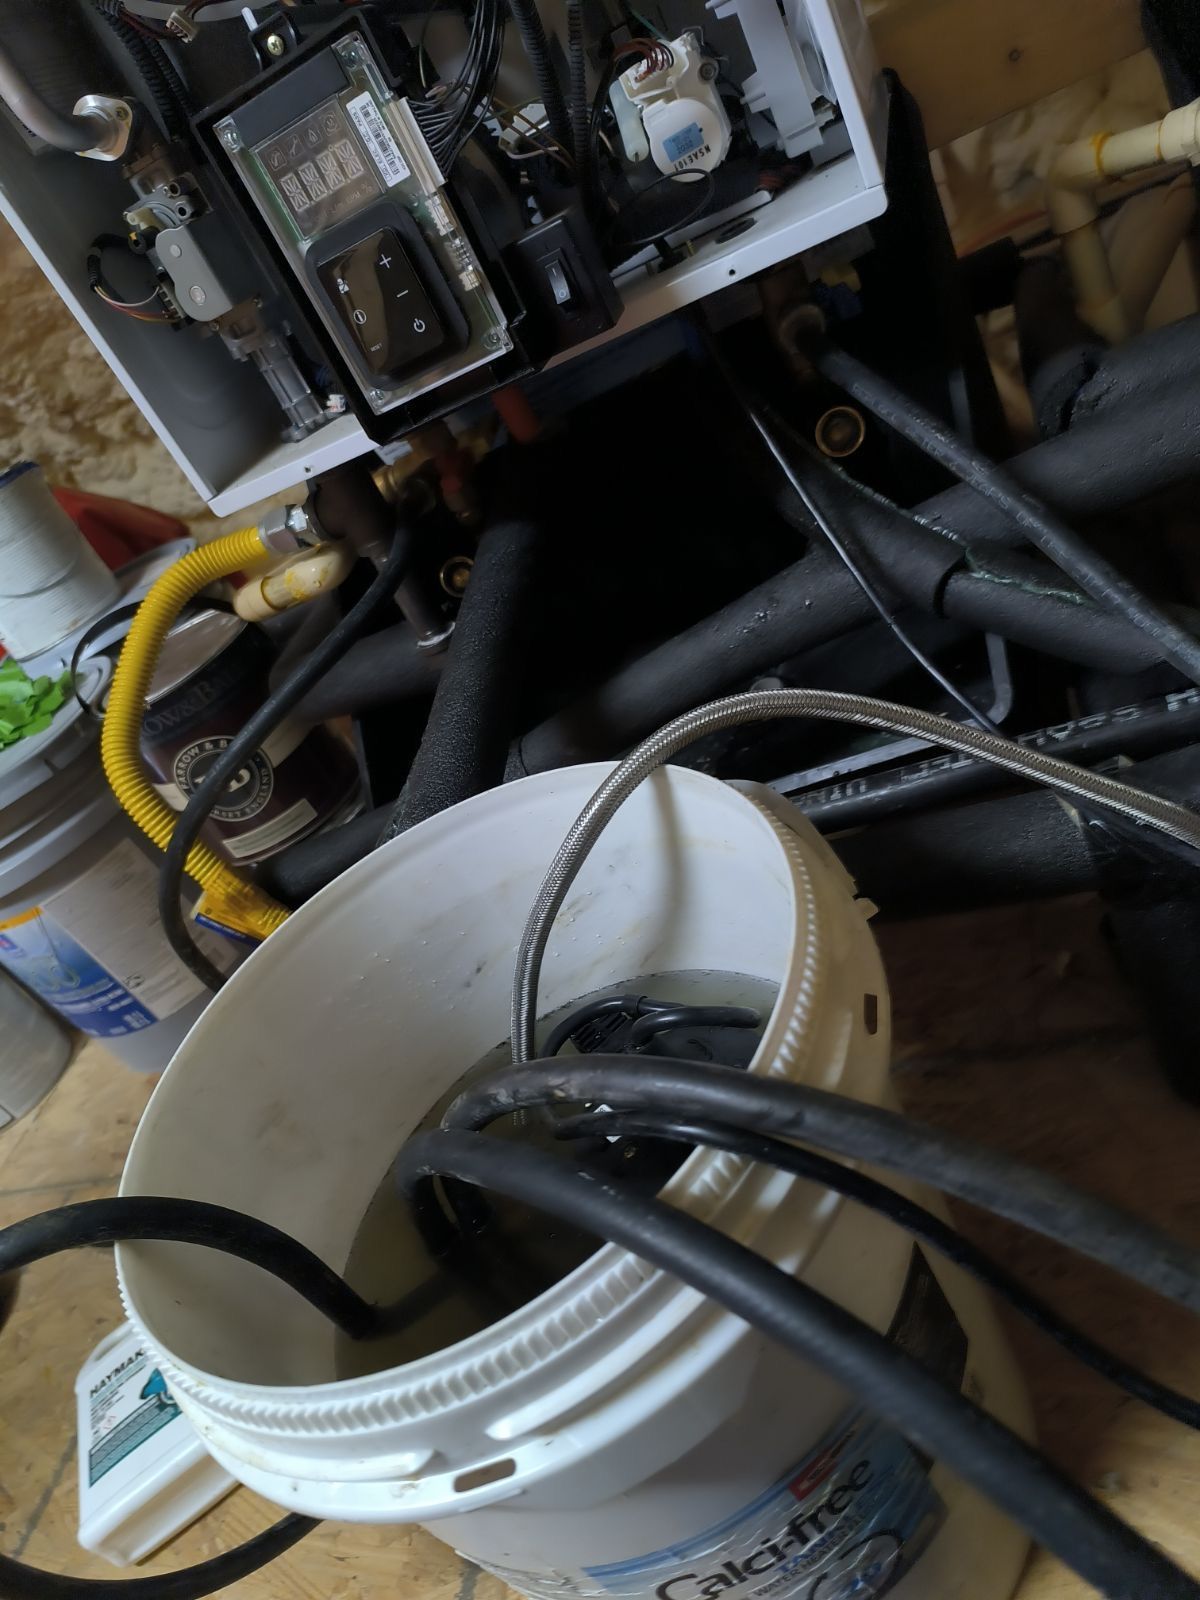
[318,227,448,377]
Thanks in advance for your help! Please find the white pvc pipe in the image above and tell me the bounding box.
[1046,98,1200,343]
[1110,175,1198,332]
[1050,98,1200,192]
[232,543,356,622]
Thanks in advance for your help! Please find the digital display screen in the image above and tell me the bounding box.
[255,98,382,236]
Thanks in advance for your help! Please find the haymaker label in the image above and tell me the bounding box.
[583,1411,945,1600]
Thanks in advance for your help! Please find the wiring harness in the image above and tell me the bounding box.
[410,0,507,170]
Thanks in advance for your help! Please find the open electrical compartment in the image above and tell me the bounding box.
[0,0,885,513]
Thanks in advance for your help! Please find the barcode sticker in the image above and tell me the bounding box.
[346,92,411,187]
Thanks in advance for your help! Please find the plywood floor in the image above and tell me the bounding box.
[1,893,1197,1598]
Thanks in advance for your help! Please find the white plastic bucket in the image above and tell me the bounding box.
[118,766,1032,1600]
[0,969,71,1125]
[0,461,118,661]
[0,691,232,1073]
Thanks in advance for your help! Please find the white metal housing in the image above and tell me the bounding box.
[0,0,886,516]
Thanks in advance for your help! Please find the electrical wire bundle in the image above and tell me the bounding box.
[87,233,176,324]
[110,0,221,38]
[409,0,506,171]
[584,34,715,255]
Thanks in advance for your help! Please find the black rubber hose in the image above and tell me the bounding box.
[505,0,572,154]
[541,992,669,1056]
[0,1516,317,1600]
[1,1198,379,1335]
[626,1005,759,1048]
[378,517,541,842]
[442,1056,1200,1314]
[158,521,416,994]
[566,0,588,176]
[0,1195,391,1597]
[829,786,1105,917]
[813,338,1200,685]
[512,535,1166,776]
[293,622,443,721]
[255,803,394,908]
[559,1111,1200,1430]
[0,38,97,149]
[396,1129,1200,1600]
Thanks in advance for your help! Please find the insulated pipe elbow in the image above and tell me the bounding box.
[0,41,105,151]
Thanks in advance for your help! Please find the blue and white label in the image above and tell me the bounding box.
[662,122,706,163]
[0,914,157,1036]
[584,1412,944,1600]
[0,840,216,1037]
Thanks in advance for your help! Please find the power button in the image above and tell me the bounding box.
[318,227,449,377]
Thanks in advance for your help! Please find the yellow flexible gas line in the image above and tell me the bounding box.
[100,528,291,942]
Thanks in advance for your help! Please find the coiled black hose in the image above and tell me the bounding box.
[442,1056,1200,1315]
[398,1128,1200,1600]
[0,1196,390,1597]
[558,1110,1200,1430]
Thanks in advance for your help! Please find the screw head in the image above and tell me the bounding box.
[265,32,286,56]
[482,328,506,352]
[188,284,207,305]
[699,59,718,81]
[218,124,241,151]
[369,388,387,404]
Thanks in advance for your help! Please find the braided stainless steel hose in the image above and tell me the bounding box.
[511,687,1200,1060]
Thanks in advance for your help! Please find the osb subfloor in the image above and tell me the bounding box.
[1,893,1196,1598]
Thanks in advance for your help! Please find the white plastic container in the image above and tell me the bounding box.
[75,1323,236,1566]
[0,686,232,1073]
[0,968,71,1126]
[118,766,1032,1600]
[0,461,119,661]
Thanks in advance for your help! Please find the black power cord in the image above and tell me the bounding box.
[0,1196,390,1597]
[441,1055,1200,1315]
[809,336,1200,688]
[156,520,416,995]
[541,992,668,1056]
[396,1128,1200,1600]
[558,1110,1200,1430]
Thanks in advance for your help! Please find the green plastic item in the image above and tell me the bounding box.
[0,658,70,750]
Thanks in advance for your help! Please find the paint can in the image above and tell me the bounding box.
[140,610,359,864]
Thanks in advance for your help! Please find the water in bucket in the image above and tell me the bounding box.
[336,966,780,1376]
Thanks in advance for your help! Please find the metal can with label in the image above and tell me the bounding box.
[140,610,359,863]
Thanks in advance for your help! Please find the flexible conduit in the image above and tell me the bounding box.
[100,528,290,943]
